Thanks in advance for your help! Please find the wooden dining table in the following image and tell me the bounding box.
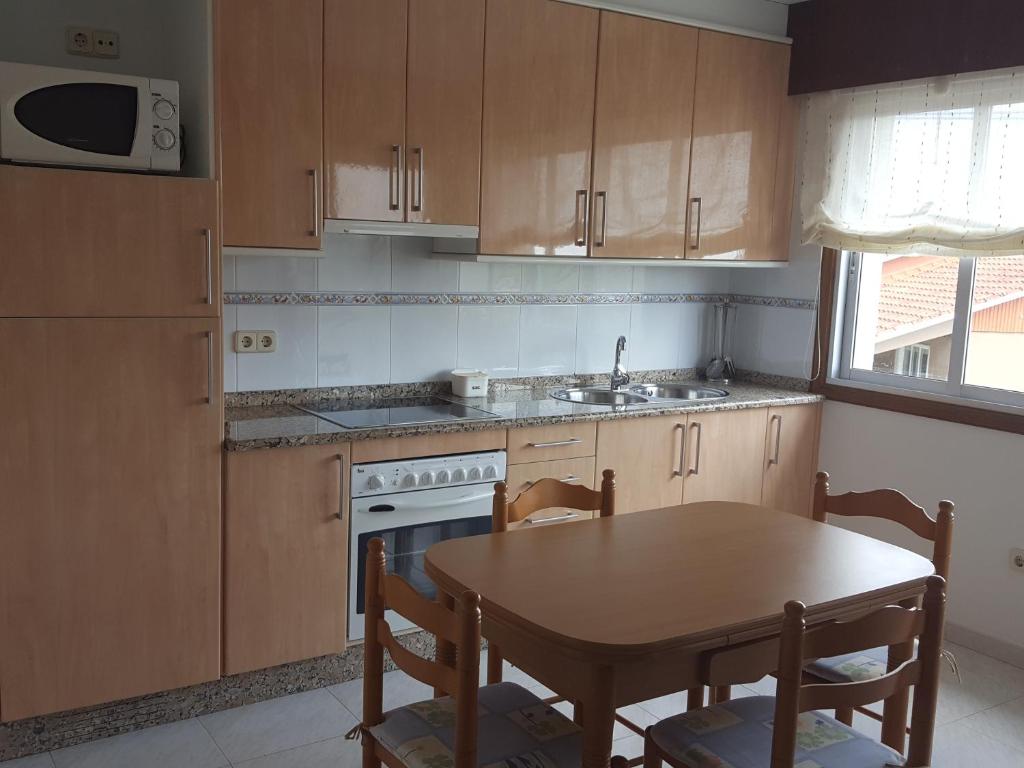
[424,501,936,768]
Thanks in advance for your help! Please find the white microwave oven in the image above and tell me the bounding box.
[0,61,181,173]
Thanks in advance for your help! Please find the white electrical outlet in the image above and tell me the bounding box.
[66,26,94,56]
[233,331,258,354]
[93,30,120,58]
[256,331,278,353]
[1012,548,1024,573]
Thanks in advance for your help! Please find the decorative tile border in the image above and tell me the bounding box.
[0,633,437,762]
[224,291,816,309]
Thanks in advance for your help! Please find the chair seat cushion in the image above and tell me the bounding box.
[647,696,904,768]
[369,681,582,768]
[805,640,919,684]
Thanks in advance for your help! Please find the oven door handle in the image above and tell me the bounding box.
[358,490,496,512]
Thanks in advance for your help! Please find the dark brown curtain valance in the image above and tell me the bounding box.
[787,0,1024,95]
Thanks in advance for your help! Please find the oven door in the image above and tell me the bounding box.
[0,62,150,169]
[348,483,493,641]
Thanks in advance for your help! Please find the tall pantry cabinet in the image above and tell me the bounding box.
[0,167,222,721]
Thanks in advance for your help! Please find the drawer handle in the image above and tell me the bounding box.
[527,475,578,487]
[528,438,583,449]
[525,512,580,525]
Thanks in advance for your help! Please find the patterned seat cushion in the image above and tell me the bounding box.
[805,640,919,684]
[369,681,582,768]
[648,696,904,768]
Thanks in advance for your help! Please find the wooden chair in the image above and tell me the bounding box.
[809,470,954,748]
[356,537,585,768]
[487,468,616,684]
[644,575,948,768]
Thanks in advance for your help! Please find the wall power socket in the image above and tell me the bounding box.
[1011,548,1024,573]
[234,330,277,354]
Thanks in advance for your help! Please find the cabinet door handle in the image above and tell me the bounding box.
[308,169,320,237]
[528,438,582,449]
[689,421,703,476]
[574,189,590,247]
[205,330,215,405]
[688,197,702,251]
[410,146,424,212]
[673,422,686,477]
[527,475,578,487]
[202,228,213,304]
[769,414,783,466]
[336,454,346,520]
[389,145,403,211]
[594,191,608,248]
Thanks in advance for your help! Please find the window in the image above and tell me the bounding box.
[832,253,1024,409]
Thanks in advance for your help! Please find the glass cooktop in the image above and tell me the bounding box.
[298,396,501,430]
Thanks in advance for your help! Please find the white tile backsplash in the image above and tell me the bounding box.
[730,304,814,379]
[318,234,391,292]
[236,306,318,391]
[389,306,459,383]
[221,233,776,392]
[317,306,390,386]
[235,255,317,292]
[518,305,577,376]
[457,306,521,378]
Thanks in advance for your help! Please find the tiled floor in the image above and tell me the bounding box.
[5,642,1024,767]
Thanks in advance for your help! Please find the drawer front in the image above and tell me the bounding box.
[504,457,597,529]
[351,429,506,464]
[508,422,597,464]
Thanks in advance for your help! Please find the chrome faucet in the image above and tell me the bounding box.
[611,336,629,390]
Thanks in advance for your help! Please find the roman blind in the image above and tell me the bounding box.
[801,67,1024,257]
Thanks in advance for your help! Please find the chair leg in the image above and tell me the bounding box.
[835,706,854,726]
[573,701,584,726]
[362,738,381,768]
[486,643,503,684]
[643,732,662,768]
[712,686,732,705]
[686,687,703,711]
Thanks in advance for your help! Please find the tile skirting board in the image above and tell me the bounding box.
[0,633,435,762]
[945,622,1024,670]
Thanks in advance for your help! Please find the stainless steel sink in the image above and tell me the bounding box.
[550,387,650,406]
[630,383,729,401]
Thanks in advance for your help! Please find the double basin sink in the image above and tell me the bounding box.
[550,382,729,407]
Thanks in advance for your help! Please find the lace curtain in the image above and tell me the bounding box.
[800,67,1024,256]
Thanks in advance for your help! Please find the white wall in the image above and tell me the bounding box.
[819,402,1024,659]
[223,235,731,392]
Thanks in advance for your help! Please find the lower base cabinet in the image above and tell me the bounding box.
[0,319,222,721]
[681,408,769,505]
[223,443,351,675]
[595,415,687,514]
[761,403,822,517]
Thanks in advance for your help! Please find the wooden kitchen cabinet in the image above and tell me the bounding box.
[687,31,794,261]
[0,165,219,317]
[504,457,597,527]
[224,444,350,675]
[507,423,597,464]
[218,0,323,249]
[479,0,599,256]
[761,403,822,517]
[0,319,222,721]
[590,13,698,259]
[681,408,769,505]
[595,416,686,514]
[324,0,485,225]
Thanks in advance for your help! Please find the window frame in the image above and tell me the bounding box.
[813,249,1024,436]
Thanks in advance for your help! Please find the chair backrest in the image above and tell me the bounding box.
[492,468,616,531]
[363,537,481,768]
[772,575,947,768]
[813,471,955,580]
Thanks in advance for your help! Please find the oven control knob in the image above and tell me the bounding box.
[367,474,386,491]
[419,471,436,486]
[436,470,451,485]
[401,472,418,489]
[468,466,482,481]
[451,468,467,483]
[153,128,176,150]
[483,465,499,480]
[153,98,177,120]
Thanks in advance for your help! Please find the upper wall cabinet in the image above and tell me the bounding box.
[590,13,698,260]
[324,0,485,226]
[687,31,794,261]
[0,166,219,317]
[218,0,323,249]
[479,0,600,256]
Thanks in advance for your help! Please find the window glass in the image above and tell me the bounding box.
[852,254,956,382]
[964,256,1024,393]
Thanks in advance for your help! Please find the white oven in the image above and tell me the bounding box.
[0,61,181,172]
[348,451,506,641]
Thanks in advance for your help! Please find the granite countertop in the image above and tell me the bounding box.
[224,380,823,452]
